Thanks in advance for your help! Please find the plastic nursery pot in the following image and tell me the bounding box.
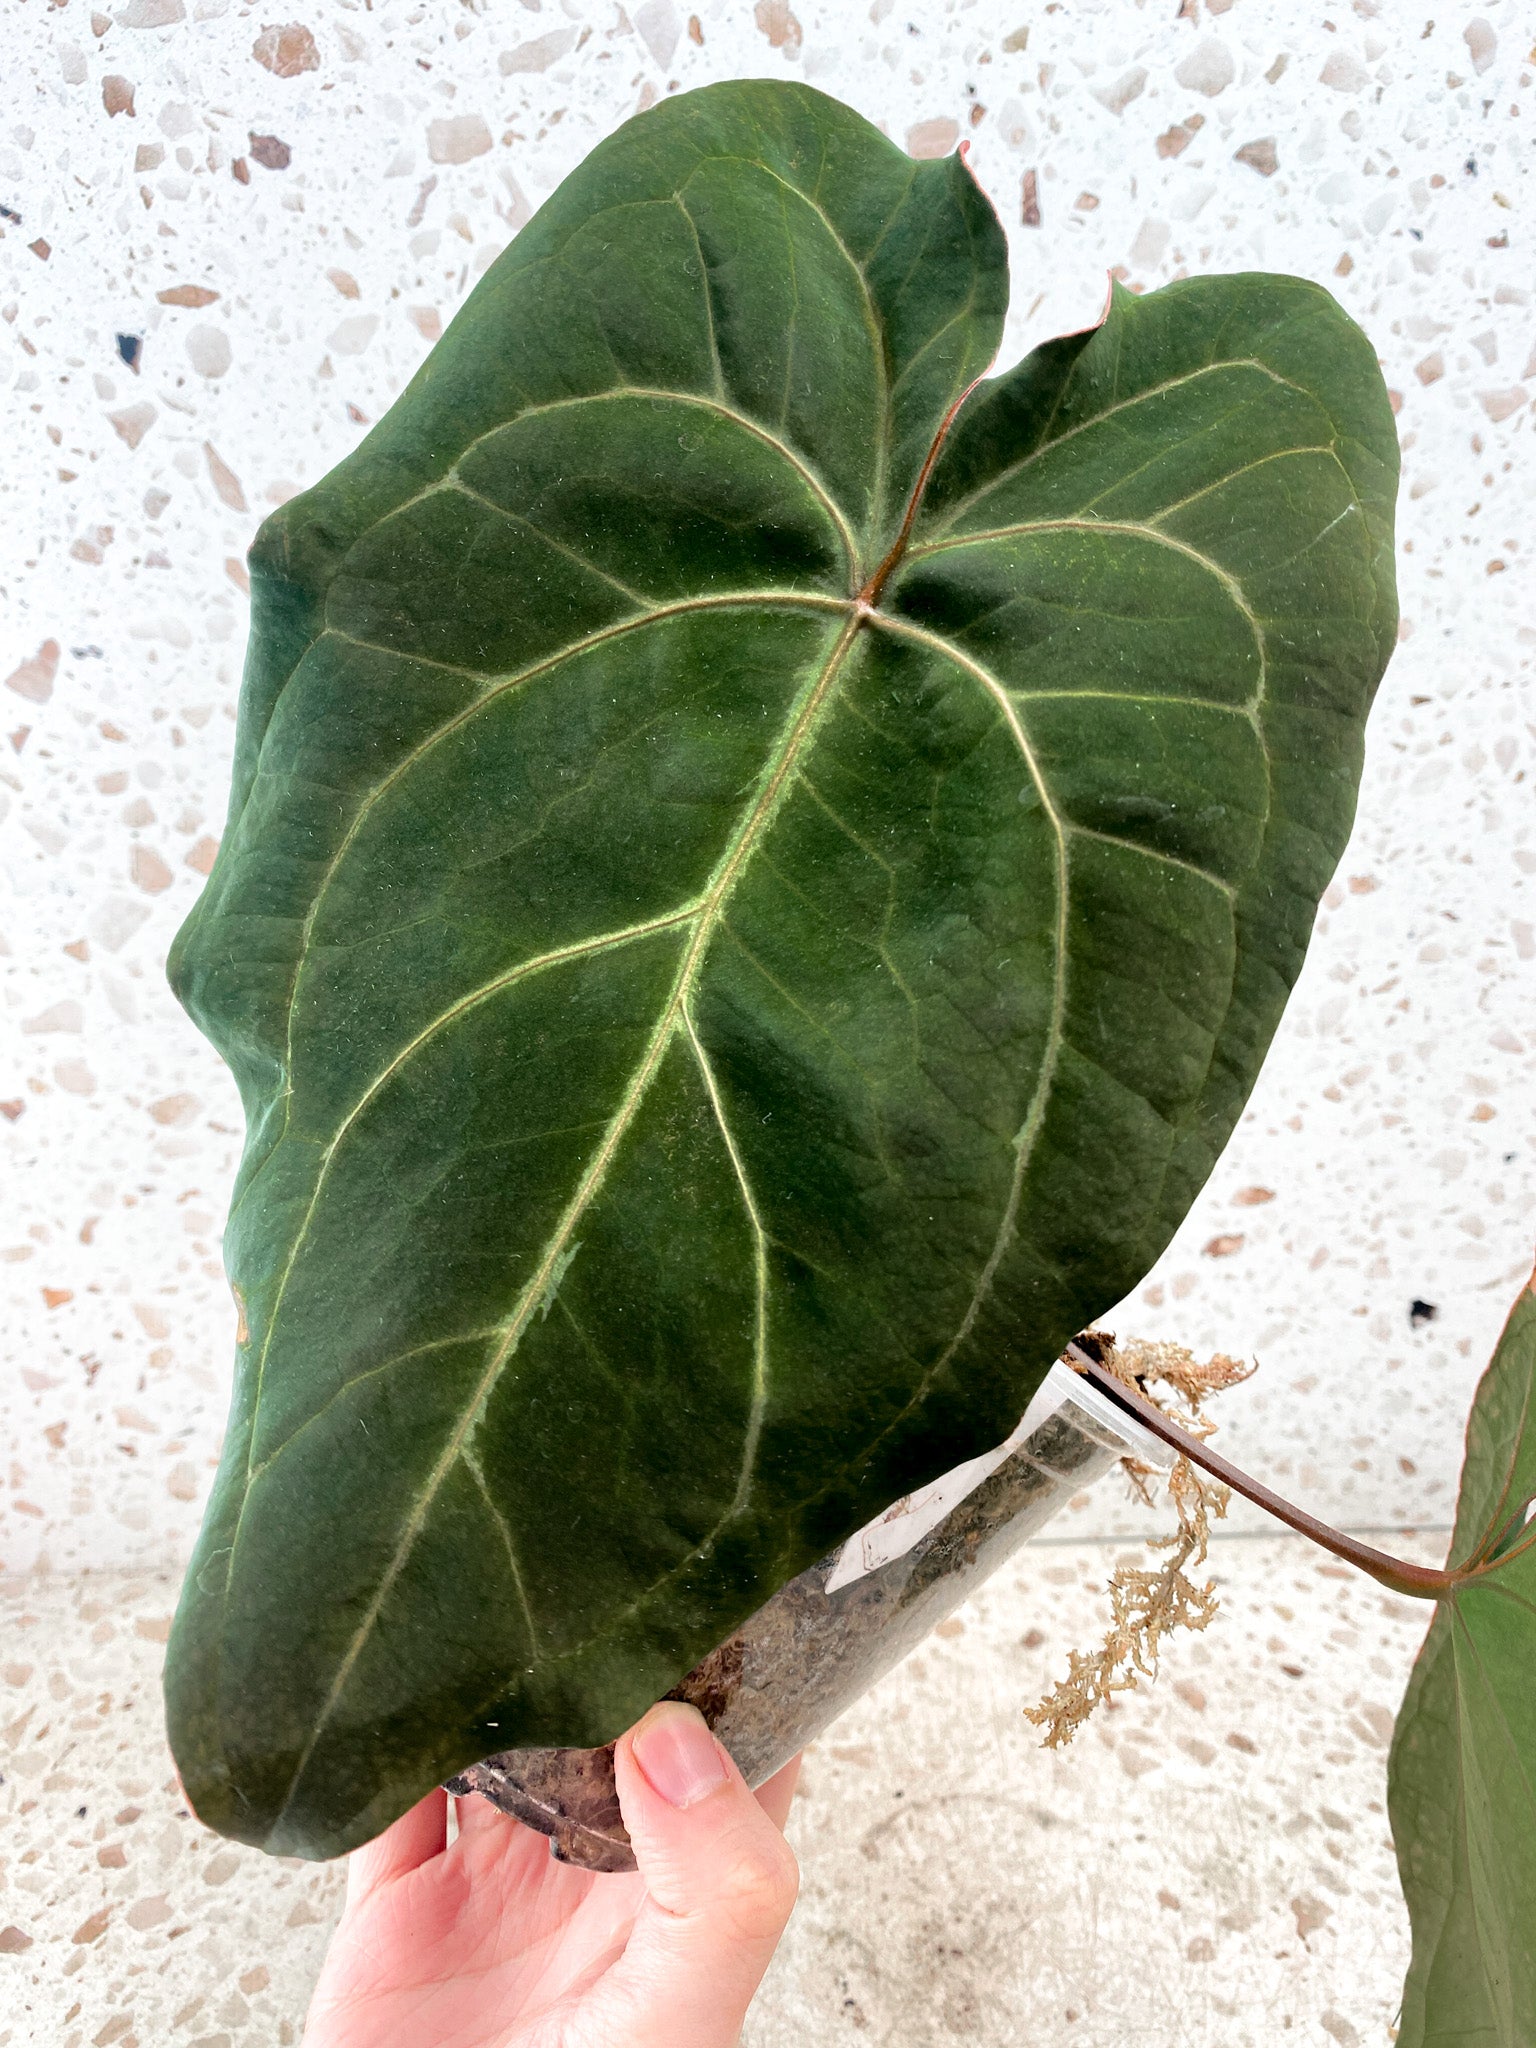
[446,1356,1170,1872]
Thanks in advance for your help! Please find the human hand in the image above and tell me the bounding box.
[302,1702,801,2048]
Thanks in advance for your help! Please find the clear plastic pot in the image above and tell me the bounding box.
[446,1357,1170,1872]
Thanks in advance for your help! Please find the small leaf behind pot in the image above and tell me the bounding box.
[1390,1262,1536,2048]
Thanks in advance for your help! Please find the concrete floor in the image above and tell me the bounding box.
[0,1529,1440,2048]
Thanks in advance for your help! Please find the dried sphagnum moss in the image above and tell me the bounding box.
[1025,1337,1255,1747]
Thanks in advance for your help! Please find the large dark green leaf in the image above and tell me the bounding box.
[1390,1265,1536,2046]
[166,79,1399,1857]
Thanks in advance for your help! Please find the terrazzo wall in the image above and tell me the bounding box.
[3,0,1533,1582]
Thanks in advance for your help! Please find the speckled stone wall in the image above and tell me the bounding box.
[3,0,1533,1586]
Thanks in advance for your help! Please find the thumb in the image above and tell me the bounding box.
[596,1702,799,2046]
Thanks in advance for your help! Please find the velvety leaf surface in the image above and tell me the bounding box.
[166,79,1398,1857]
[1390,1265,1536,2048]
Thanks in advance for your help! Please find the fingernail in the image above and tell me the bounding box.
[631,1702,729,1810]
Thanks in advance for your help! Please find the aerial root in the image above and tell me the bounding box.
[1024,1336,1255,1748]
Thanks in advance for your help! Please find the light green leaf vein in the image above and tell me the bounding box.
[684,1007,771,1516]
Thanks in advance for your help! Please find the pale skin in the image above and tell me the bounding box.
[302,1701,802,2048]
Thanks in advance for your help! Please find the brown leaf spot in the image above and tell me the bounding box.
[102,75,136,117]
[6,639,60,703]
[248,132,292,171]
[252,22,319,76]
